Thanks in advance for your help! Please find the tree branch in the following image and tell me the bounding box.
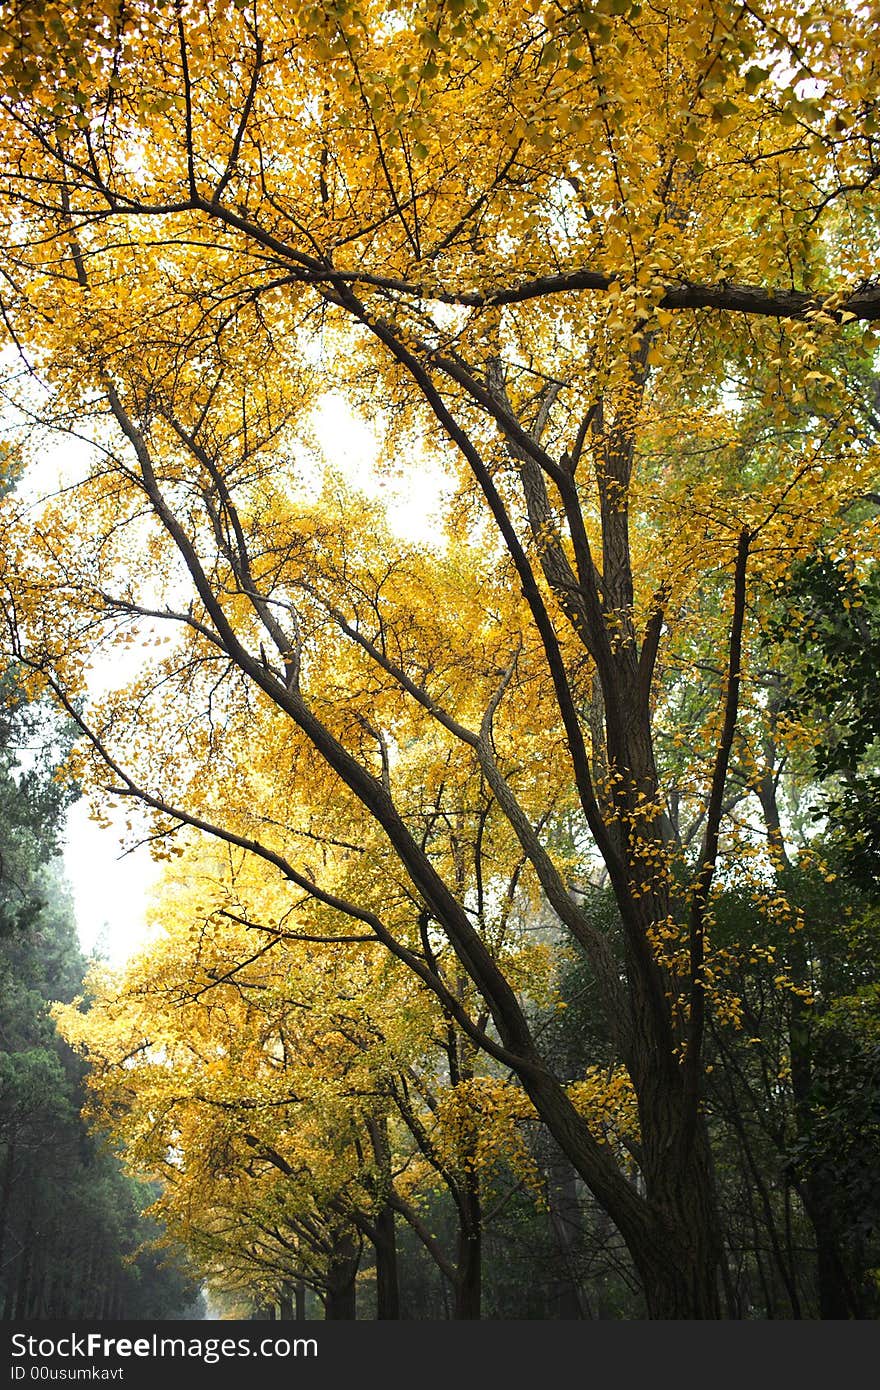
[683,528,751,1133]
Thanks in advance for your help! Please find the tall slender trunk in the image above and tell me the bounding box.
[0,1133,16,1299]
[77,1234,97,1319]
[13,1211,34,1321]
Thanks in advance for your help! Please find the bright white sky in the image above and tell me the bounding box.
[63,798,160,966]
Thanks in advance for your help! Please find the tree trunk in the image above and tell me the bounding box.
[373,1202,400,1320]
[811,1198,859,1318]
[454,1226,481,1320]
[510,1012,723,1318]
[325,1228,359,1320]
[0,1133,16,1307]
[13,1210,34,1321]
[77,1234,97,1319]
[453,1167,482,1320]
[637,1113,723,1319]
[2,1265,16,1321]
[544,1146,591,1318]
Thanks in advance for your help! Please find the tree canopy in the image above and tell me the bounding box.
[1,0,879,1318]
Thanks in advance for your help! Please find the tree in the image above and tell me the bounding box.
[2,0,879,1316]
[57,833,557,1320]
[755,549,880,1314]
[0,669,202,1320]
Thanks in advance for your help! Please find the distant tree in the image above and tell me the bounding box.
[0,667,202,1320]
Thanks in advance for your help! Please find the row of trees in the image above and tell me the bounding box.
[1,0,878,1317]
[56,550,880,1319]
[0,663,203,1320]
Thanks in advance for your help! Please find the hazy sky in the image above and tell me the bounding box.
[64,798,160,967]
